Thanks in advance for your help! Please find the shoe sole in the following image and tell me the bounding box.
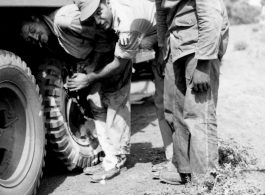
[90,169,121,183]
[152,167,166,172]
[85,163,127,175]
[159,175,184,185]
[83,166,103,175]
[120,166,127,172]
[152,174,160,179]
[152,171,161,179]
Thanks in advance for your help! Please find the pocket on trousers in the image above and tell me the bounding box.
[184,54,197,82]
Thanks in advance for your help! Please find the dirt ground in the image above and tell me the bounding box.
[36,24,265,195]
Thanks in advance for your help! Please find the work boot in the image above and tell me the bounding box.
[90,155,127,183]
[152,161,177,179]
[90,167,121,183]
[159,171,191,185]
[153,168,165,179]
[152,161,169,172]
[152,160,177,172]
[117,155,127,169]
[83,163,103,175]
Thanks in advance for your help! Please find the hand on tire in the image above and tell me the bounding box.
[67,73,90,91]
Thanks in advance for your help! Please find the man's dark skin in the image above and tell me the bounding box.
[21,14,120,93]
[66,57,128,91]
[156,48,211,92]
[192,60,211,92]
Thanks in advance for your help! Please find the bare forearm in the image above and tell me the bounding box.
[87,56,128,83]
[67,54,128,91]
[155,0,168,47]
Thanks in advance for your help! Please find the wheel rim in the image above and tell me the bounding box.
[66,98,92,146]
[0,82,35,188]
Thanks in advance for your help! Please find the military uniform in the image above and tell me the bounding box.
[156,0,229,174]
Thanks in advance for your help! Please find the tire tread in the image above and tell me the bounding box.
[36,58,103,171]
[0,50,46,195]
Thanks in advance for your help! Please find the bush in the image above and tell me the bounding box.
[143,139,260,195]
[234,41,248,51]
[224,0,262,25]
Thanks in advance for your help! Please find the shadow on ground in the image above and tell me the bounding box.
[36,96,163,195]
[36,149,81,195]
[131,96,157,136]
[126,143,166,170]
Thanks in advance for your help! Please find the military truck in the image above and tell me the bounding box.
[0,1,103,194]
[0,1,155,195]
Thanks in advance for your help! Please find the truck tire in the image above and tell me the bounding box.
[36,57,103,171]
[0,50,45,195]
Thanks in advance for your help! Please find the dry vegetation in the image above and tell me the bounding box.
[142,23,265,195]
[143,139,261,195]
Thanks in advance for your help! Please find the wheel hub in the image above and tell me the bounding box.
[66,98,96,146]
[0,87,26,181]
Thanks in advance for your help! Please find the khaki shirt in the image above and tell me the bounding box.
[156,0,229,62]
[43,4,115,59]
[110,0,157,59]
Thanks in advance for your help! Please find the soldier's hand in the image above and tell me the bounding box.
[192,60,211,92]
[67,73,91,91]
[119,33,130,45]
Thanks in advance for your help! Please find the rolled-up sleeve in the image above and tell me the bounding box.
[195,0,223,60]
[155,0,168,47]
[114,31,142,59]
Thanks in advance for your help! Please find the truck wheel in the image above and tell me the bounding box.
[0,50,45,195]
[36,57,103,171]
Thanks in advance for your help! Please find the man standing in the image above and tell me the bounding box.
[150,0,175,175]
[156,0,229,184]
[74,0,175,182]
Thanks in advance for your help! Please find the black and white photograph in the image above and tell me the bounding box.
[0,0,265,194]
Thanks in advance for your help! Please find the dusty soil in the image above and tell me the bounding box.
[36,24,265,195]
[217,24,265,192]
